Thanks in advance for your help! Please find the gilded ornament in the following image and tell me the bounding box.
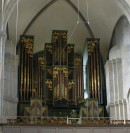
[62,67,68,77]
[68,45,74,53]
[46,80,52,89]
[53,67,60,78]
[46,44,52,53]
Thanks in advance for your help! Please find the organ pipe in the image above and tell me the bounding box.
[87,39,102,103]
[19,36,34,101]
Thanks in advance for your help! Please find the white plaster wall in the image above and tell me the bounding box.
[109,45,121,60]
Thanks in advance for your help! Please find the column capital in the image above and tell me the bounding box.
[0,32,7,39]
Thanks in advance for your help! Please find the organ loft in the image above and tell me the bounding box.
[17,30,106,120]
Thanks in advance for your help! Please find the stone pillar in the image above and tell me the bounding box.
[0,0,20,124]
[0,32,6,123]
[105,58,124,120]
[105,60,114,105]
[119,100,124,120]
[3,40,18,123]
[109,103,116,121]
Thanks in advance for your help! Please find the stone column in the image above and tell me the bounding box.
[0,0,19,124]
[105,60,115,104]
[105,58,124,120]
[3,40,18,123]
[0,32,6,123]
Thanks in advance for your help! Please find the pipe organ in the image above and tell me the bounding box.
[87,38,103,104]
[52,31,68,104]
[68,44,75,105]
[19,36,34,101]
[33,51,45,100]
[18,30,84,116]
[18,35,34,116]
[75,54,83,103]
[45,43,53,104]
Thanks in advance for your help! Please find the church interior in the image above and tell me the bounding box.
[0,0,130,132]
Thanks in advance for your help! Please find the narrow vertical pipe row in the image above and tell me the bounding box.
[77,64,79,98]
[93,46,97,98]
[28,47,30,100]
[95,46,98,99]
[80,59,83,98]
[29,50,31,99]
[25,46,28,100]
[30,53,33,98]
[29,54,31,99]
[41,66,42,98]
[23,45,27,101]
[78,67,79,99]
[91,53,94,98]
[79,62,82,97]
[95,41,100,103]
[41,67,42,98]
[26,49,29,100]
[28,52,30,100]
[78,62,81,97]
[39,66,41,98]
[40,67,42,98]
[37,57,40,97]
[22,44,25,101]
[79,65,80,98]
[81,62,82,97]
[81,58,84,99]
[88,54,91,98]
[92,52,95,98]
[98,45,101,103]
[81,61,83,98]
[20,42,23,101]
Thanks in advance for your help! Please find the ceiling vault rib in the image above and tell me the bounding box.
[23,0,58,34]
[65,0,94,38]
[23,0,94,38]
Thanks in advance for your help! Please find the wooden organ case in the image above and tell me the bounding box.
[86,38,106,108]
[18,35,34,116]
[18,31,84,117]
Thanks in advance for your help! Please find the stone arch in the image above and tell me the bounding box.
[108,15,130,59]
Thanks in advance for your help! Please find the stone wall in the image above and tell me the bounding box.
[2,126,130,133]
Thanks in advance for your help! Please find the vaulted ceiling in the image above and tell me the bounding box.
[8,0,130,63]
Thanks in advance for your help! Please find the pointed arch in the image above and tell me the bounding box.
[107,15,130,59]
[23,0,94,37]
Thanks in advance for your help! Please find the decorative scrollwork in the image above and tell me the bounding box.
[46,80,52,90]
[61,67,68,77]
[68,80,75,89]
[46,44,52,53]
[68,45,74,53]
[88,40,98,55]
[21,37,33,45]
[53,67,60,78]
[38,57,45,67]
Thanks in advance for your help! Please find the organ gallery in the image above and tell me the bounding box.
[17,30,106,120]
